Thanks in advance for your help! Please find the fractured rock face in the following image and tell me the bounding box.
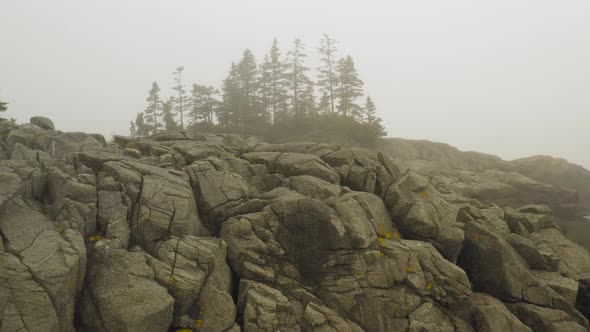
[30,116,55,131]
[458,219,588,327]
[385,171,464,262]
[0,199,86,332]
[98,160,202,253]
[0,253,60,332]
[467,293,532,332]
[144,236,236,331]
[79,249,174,332]
[221,192,471,331]
[509,303,587,332]
[186,159,252,230]
[47,167,97,237]
[3,117,590,331]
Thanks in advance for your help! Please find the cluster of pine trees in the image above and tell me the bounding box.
[131,35,386,142]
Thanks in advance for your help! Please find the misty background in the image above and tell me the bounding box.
[1,0,589,168]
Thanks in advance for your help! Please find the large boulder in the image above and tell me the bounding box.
[458,219,587,327]
[0,199,86,331]
[507,233,555,271]
[186,159,253,230]
[47,167,98,237]
[0,253,60,332]
[144,236,236,331]
[98,160,203,253]
[30,116,55,131]
[79,249,174,332]
[467,293,532,332]
[531,228,590,280]
[509,303,587,332]
[408,303,455,332]
[242,151,341,184]
[385,171,464,261]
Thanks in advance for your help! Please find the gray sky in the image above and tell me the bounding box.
[1,0,589,169]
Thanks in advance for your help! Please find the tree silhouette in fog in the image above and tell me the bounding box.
[132,35,387,146]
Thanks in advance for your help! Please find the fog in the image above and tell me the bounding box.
[1,0,589,168]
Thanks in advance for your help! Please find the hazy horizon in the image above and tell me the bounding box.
[1,0,589,169]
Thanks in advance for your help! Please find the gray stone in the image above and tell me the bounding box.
[289,175,342,199]
[531,228,590,280]
[30,116,55,131]
[123,147,141,158]
[408,303,454,332]
[98,160,202,253]
[0,253,60,332]
[469,293,532,332]
[186,159,251,230]
[238,280,300,332]
[509,303,587,332]
[145,237,236,331]
[531,270,579,306]
[507,233,552,270]
[276,153,340,183]
[79,249,174,332]
[385,171,464,262]
[458,219,586,326]
[0,199,85,331]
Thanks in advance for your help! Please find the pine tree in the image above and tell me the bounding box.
[134,112,150,137]
[162,97,179,131]
[317,93,331,115]
[264,38,288,123]
[363,96,386,137]
[259,55,272,121]
[219,63,241,127]
[190,84,219,125]
[336,55,364,118]
[0,100,7,112]
[172,66,190,130]
[237,49,264,127]
[286,38,313,119]
[129,121,137,137]
[299,80,316,117]
[144,82,162,135]
[317,34,338,115]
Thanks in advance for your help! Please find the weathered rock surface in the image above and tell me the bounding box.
[1,116,589,331]
[466,293,532,332]
[30,116,55,131]
[78,248,174,331]
[385,171,464,262]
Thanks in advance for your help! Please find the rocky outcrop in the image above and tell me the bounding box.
[513,155,590,214]
[379,138,589,219]
[1,116,590,331]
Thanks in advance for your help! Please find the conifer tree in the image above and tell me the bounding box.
[317,93,331,115]
[336,55,364,118]
[262,38,288,123]
[286,38,313,118]
[317,34,338,115]
[129,121,137,137]
[190,84,219,125]
[162,97,179,131]
[0,100,7,112]
[363,96,386,137]
[300,81,316,117]
[237,49,264,127]
[134,112,150,137]
[144,82,162,135]
[259,55,272,120]
[219,63,241,127]
[172,66,190,130]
